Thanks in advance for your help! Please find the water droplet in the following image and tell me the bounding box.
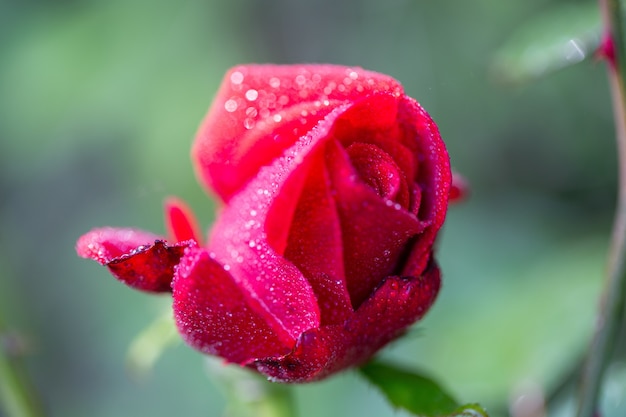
[243,118,256,129]
[273,114,282,123]
[250,209,257,217]
[348,70,358,80]
[269,77,280,88]
[230,71,244,85]
[224,99,238,112]
[245,89,259,101]
[245,107,258,118]
[295,74,306,86]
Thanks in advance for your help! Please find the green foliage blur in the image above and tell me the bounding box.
[1,0,623,416]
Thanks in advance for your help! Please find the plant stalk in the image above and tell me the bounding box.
[576,1,626,416]
[0,319,44,417]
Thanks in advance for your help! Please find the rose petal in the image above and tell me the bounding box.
[76,227,193,292]
[325,139,427,308]
[398,96,451,227]
[193,64,403,202]
[346,142,409,207]
[76,227,161,263]
[253,260,441,382]
[195,102,336,204]
[206,107,354,342]
[332,91,417,189]
[396,96,452,276]
[165,197,204,245]
[172,247,292,364]
[283,147,352,325]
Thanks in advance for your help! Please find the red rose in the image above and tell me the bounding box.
[77,64,452,382]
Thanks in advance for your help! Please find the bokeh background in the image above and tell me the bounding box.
[1,0,624,416]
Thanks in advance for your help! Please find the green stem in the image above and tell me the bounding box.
[205,358,296,417]
[0,320,44,417]
[576,1,626,416]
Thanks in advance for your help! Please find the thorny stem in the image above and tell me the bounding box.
[576,1,626,416]
[0,318,44,417]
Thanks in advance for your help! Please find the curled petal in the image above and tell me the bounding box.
[396,96,451,277]
[205,109,359,344]
[326,139,427,308]
[346,142,409,206]
[76,227,194,292]
[172,248,291,364]
[254,259,441,382]
[193,64,403,202]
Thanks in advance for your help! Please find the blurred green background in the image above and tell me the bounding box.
[1,0,623,416]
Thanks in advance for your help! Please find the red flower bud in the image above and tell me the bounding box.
[76,64,452,382]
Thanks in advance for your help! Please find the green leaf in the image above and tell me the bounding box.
[491,3,601,84]
[358,360,488,417]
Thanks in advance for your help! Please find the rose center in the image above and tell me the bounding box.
[346,143,405,202]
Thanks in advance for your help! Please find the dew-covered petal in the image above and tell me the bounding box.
[397,96,451,228]
[193,64,403,202]
[283,147,352,325]
[172,247,292,364]
[195,101,336,204]
[206,108,355,343]
[345,142,409,207]
[326,135,427,309]
[76,227,193,292]
[395,97,452,276]
[165,197,203,245]
[253,260,441,382]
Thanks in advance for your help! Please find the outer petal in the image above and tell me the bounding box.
[397,96,452,277]
[193,64,403,202]
[205,107,355,345]
[76,227,194,292]
[253,259,441,382]
[172,247,291,364]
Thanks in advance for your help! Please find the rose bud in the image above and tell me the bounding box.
[77,64,452,382]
